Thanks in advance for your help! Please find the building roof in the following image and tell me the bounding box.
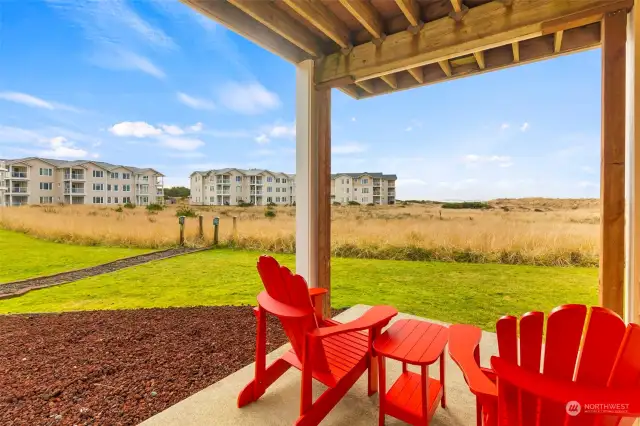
[332,172,397,180]
[3,157,164,176]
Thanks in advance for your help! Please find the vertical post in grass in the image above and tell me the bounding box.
[232,216,238,238]
[198,215,204,239]
[213,216,220,246]
[178,216,186,246]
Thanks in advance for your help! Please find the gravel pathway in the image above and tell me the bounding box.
[0,247,204,299]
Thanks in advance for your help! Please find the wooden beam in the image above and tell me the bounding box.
[473,51,486,69]
[227,0,325,57]
[380,73,398,89]
[181,0,310,64]
[317,87,331,318]
[600,10,626,317]
[394,0,421,27]
[512,41,520,62]
[355,79,376,94]
[338,85,361,99]
[407,67,424,83]
[356,23,600,99]
[283,0,351,49]
[338,0,384,40]
[627,3,640,324]
[316,0,631,85]
[438,60,452,76]
[554,30,564,52]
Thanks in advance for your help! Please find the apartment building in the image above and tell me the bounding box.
[190,168,295,206]
[0,161,7,207]
[332,173,396,205]
[1,157,164,207]
[190,169,396,206]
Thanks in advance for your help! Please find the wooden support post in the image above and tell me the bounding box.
[601,10,627,317]
[296,59,332,317]
[178,216,185,246]
[213,216,220,246]
[232,216,238,238]
[626,5,640,324]
[198,215,204,239]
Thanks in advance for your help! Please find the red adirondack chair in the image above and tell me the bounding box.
[238,255,398,426]
[449,304,640,426]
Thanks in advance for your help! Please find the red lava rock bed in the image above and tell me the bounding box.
[0,306,291,426]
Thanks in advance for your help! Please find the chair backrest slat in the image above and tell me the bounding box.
[519,312,544,426]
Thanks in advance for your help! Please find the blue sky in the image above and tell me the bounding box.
[0,0,601,200]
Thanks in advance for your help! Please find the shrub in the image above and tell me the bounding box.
[114,206,124,213]
[43,206,58,214]
[176,206,198,218]
[367,203,375,206]
[265,209,277,218]
[146,203,164,212]
[441,201,492,210]
[267,201,276,207]
[347,201,361,206]
[238,201,253,207]
[124,202,136,209]
[332,202,341,206]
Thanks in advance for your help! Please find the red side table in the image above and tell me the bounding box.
[373,319,449,425]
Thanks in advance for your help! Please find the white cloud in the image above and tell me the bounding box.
[177,92,215,110]
[218,82,280,115]
[254,122,295,144]
[500,123,510,130]
[160,124,184,136]
[166,151,205,159]
[189,122,204,132]
[0,91,80,112]
[109,121,163,138]
[405,126,413,132]
[351,117,356,122]
[462,154,512,168]
[255,134,270,145]
[332,142,368,155]
[39,136,88,158]
[160,137,205,151]
[520,122,530,132]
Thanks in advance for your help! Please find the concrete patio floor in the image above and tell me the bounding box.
[141,305,499,426]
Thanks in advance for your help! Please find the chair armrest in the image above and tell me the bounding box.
[491,357,640,415]
[308,305,398,339]
[309,288,328,298]
[257,291,315,318]
[449,324,498,397]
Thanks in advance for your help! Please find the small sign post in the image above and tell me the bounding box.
[213,216,220,246]
[178,216,186,246]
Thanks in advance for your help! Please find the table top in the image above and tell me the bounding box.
[373,319,449,365]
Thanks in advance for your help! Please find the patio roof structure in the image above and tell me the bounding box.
[182,0,640,324]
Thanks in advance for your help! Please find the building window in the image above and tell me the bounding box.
[110,172,119,179]
[346,188,350,193]
[276,188,280,193]
[123,197,131,204]
[93,183,104,191]
[346,179,350,183]
[93,170,104,178]
[236,196,243,203]
[142,176,149,182]
[282,188,286,193]
[113,185,119,192]
[107,184,112,191]
[93,197,104,204]
[267,197,272,203]
[276,178,281,183]
[39,168,52,176]
[362,178,368,184]
[267,177,273,183]
[236,176,242,182]
[40,182,53,190]
[276,197,280,202]
[210,186,215,191]
[354,188,358,192]
[362,197,368,203]
[123,185,131,192]
[267,187,272,193]
[362,188,370,193]
[341,179,344,184]
[282,178,287,183]
[122,173,131,180]
[39,196,53,204]
[107,197,112,204]
[114,197,119,204]
[210,197,215,202]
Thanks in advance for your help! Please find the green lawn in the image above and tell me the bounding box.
[0,249,598,330]
[0,230,151,283]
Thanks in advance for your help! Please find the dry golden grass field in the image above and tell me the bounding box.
[0,198,599,266]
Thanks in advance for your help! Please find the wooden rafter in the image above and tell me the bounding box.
[394,0,421,27]
[227,0,324,57]
[473,51,486,69]
[355,80,376,94]
[315,0,631,85]
[554,30,564,52]
[407,67,424,83]
[338,0,384,40]
[438,60,452,77]
[283,0,351,49]
[512,41,520,62]
[380,74,398,89]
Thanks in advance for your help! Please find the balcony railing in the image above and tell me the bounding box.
[11,172,27,178]
[64,173,85,180]
[64,188,85,194]
[250,190,263,195]
[373,180,381,186]
[11,187,28,193]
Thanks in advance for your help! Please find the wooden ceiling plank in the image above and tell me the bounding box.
[554,30,564,52]
[512,41,520,62]
[316,0,631,85]
[407,67,424,83]
[356,22,601,99]
[338,0,384,40]
[394,0,421,27]
[438,60,452,76]
[380,73,398,89]
[180,0,311,64]
[283,0,352,49]
[473,51,486,69]
[228,0,324,57]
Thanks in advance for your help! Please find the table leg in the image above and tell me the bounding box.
[378,356,386,426]
[421,365,429,426]
[440,352,446,408]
